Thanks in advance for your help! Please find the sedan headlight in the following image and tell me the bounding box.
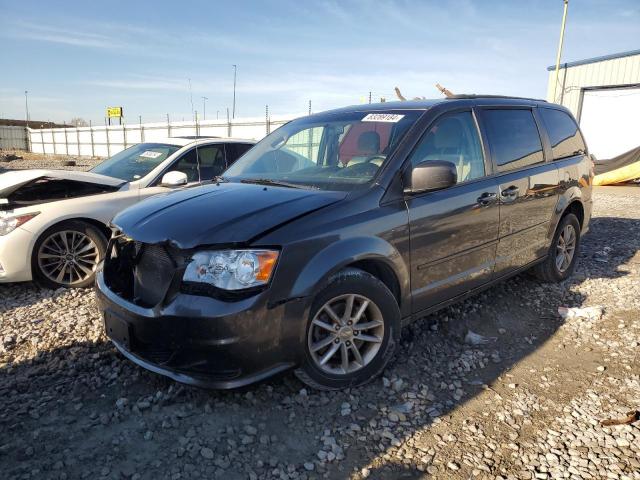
[0,212,39,236]
[183,249,279,290]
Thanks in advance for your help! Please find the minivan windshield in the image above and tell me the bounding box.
[224,110,423,191]
[91,143,181,182]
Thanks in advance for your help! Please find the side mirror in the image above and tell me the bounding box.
[403,160,457,194]
[160,171,188,187]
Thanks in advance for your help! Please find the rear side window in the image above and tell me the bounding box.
[225,143,254,164]
[482,109,544,172]
[539,108,586,160]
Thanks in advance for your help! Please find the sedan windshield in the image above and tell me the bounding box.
[91,143,181,182]
[224,110,423,191]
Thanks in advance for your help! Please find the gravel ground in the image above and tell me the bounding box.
[1,163,639,479]
[0,151,101,172]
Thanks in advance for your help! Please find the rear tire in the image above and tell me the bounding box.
[532,213,581,283]
[32,220,107,289]
[294,268,400,390]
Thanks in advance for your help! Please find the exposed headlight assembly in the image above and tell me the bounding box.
[183,249,279,290]
[0,212,39,236]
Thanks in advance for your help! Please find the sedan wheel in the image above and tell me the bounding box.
[38,230,100,286]
[308,293,385,375]
[32,220,108,289]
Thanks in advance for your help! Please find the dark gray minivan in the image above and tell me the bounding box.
[96,96,593,390]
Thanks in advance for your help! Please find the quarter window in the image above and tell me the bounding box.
[482,109,544,172]
[409,111,486,184]
[539,108,586,160]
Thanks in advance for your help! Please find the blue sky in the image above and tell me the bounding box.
[0,0,638,124]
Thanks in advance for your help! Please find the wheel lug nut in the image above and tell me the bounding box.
[334,325,340,330]
[354,331,359,336]
[334,338,340,344]
[346,341,351,346]
[347,321,352,326]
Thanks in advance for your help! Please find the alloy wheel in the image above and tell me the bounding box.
[307,293,385,375]
[37,230,100,286]
[555,224,576,273]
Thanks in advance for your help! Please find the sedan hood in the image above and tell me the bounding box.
[0,169,124,198]
[113,182,347,248]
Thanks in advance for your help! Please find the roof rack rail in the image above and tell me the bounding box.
[448,94,547,102]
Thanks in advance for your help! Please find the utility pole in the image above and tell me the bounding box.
[552,0,570,104]
[188,78,194,120]
[201,96,208,120]
[232,64,237,119]
[24,90,30,127]
[216,110,219,120]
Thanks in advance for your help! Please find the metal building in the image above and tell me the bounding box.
[546,49,640,160]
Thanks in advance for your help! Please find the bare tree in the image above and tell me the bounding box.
[69,117,88,127]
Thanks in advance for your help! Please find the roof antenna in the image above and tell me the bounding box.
[435,83,455,98]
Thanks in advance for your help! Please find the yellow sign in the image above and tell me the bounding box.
[107,106,123,118]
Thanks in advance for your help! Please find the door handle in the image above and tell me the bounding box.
[501,185,519,202]
[477,192,498,206]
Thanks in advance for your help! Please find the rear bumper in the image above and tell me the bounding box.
[0,227,33,283]
[95,269,308,389]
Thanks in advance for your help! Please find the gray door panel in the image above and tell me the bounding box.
[408,178,500,312]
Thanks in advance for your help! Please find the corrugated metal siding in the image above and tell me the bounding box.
[546,53,640,119]
[0,126,28,150]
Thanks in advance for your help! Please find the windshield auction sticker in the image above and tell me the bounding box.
[139,151,163,159]
[362,113,405,123]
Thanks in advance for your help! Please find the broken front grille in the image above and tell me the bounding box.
[104,236,183,308]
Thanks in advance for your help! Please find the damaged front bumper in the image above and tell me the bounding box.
[0,226,35,282]
[95,267,309,389]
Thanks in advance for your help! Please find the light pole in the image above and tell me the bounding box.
[202,96,208,120]
[24,90,30,126]
[552,0,569,104]
[232,64,237,119]
[188,78,194,120]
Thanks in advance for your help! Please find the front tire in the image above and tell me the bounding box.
[295,268,400,390]
[32,220,107,289]
[532,213,581,283]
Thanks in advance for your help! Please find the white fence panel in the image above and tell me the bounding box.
[27,113,301,158]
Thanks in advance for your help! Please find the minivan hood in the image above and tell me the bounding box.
[113,182,347,248]
[0,169,124,198]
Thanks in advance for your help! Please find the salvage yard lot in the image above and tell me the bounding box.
[1,157,639,479]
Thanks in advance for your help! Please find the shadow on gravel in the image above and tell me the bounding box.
[0,216,638,479]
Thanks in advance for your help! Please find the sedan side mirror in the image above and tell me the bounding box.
[160,171,188,187]
[403,160,457,194]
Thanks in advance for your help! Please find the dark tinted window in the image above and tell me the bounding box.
[225,143,254,164]
[409,111,485,183]
[482,109,544,172]
[171,145,225,182]
[197,145,226,180]
[539,108,586,160]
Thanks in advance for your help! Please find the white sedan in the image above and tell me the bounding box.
[0,137,255,288]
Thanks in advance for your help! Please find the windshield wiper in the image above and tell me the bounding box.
[240,178,317,189]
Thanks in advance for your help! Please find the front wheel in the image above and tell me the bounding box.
[295,268,400,390]
[32,220,107,289]
[532,213,581,283]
